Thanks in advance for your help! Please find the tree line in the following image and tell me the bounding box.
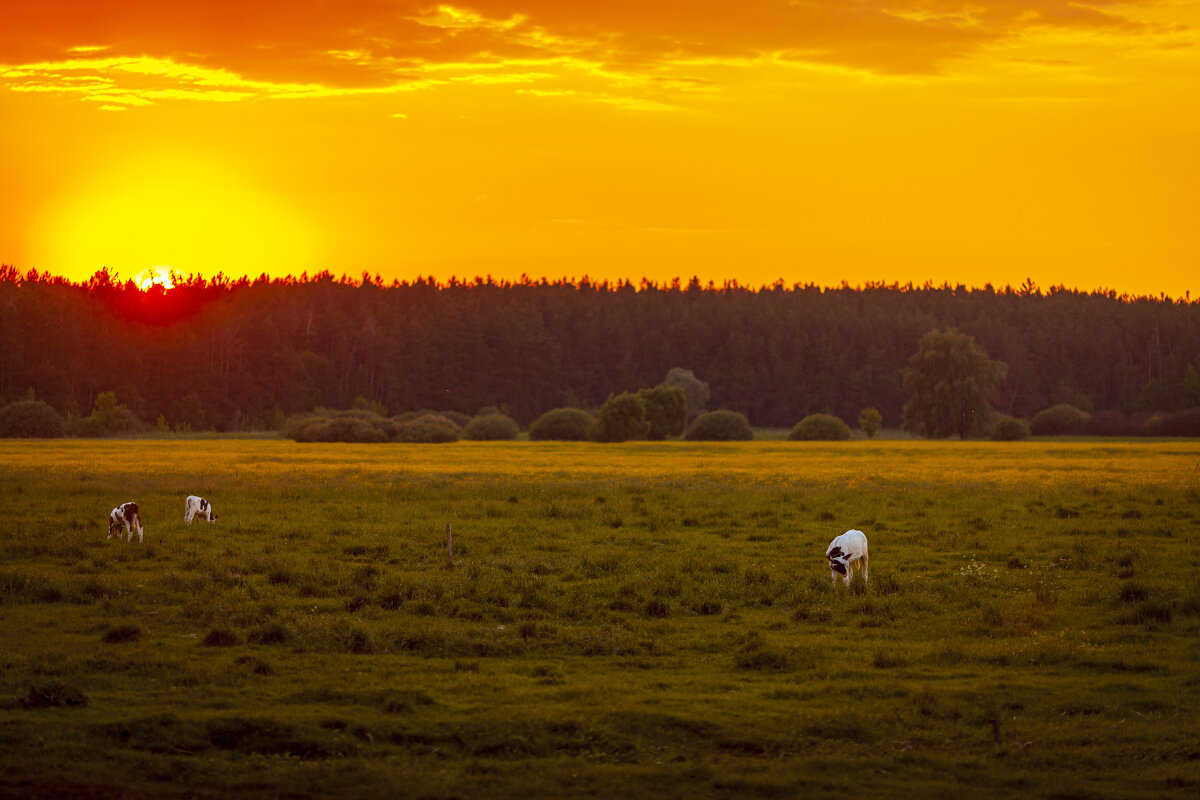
[1,265,1198,432]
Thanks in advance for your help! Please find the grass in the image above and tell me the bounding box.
[0,439,1198,798]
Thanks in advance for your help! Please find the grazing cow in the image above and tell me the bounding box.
[826,529,869,587]
[184,495,218,525]
[108,502,143,543]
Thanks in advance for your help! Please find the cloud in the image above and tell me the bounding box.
[0,1,1189,108]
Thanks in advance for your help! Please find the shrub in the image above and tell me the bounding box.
[592,393,649,443]
[394,410,464,429]
[1144,408,1200,437]
[0,400,64,438]
[789,413,851,441]
[529,408,595,441]
[284,409,397,443]
[440,410,472,428]
[990,415,1030,441]
[685,410,753,441]
[1082,410,1139,437]
[393,414,460,443]
[462,413,520,441]
[1030,403,1090,436]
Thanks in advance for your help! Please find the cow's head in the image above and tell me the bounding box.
[829,557,848,576]
[108,515,122,537]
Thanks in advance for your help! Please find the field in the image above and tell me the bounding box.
[1,439,1198,799]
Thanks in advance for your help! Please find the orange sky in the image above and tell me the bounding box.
[2,1,1197,296]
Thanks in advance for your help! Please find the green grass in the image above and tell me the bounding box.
[1,439,1198,798]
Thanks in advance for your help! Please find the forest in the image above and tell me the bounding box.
[1,265,1198,431]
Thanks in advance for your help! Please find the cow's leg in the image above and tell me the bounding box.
[861,553,869,583]
[137,521,143,543]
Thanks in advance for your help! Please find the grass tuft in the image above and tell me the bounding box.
[101,623,142,644]
[16,680,89,709]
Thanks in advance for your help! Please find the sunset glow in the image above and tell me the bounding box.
[3,1,1198,296]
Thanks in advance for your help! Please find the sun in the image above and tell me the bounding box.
[136,266,175,290]
[34,153,314,283]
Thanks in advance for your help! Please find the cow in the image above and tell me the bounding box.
[184,495,218,525]
[826,529,869,587]
[108,502,143,543]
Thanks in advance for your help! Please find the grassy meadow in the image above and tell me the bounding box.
[1,439,1198,798]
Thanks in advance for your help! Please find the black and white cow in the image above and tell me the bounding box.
[184,495,218,525]
[826,529,868,587]
[108,502,143,543]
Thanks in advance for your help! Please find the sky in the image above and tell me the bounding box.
[1,1,1198,297]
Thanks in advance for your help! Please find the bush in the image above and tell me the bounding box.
[394,410,466,429]
[0,400,64,438]
[1145,408,1200,437]
[462,413,520,441]
[789,413,851,441]
[1030,403,1090,436]
[1081,410,1140,437]
[990,415,1030,441]
[393,414,461,443]
[284,409,398,443]
[529,408,595,441]
[441,410,472,429]
[685,410,753,441]
[592,393,649,442]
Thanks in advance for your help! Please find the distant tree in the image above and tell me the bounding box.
[858,407,882,439]
[529,408,595,441]
[684,410,753,441]
[592,392,649,442]
[115,382,146,420]
[902,329,1007,439]
[638,384,688,440]
[352,396,388,417]
[1131,379,1164,413]
[789,413,851,441]
[0,400,65,438]
[73,391,140,436]
[171,392,209,432]
[1181,364,1200,407]
[664,368,710,420]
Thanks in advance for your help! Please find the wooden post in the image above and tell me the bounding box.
[445,523,452,560]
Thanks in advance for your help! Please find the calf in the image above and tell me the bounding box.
[184,495,218,525]
[108,502,143,543]
[826,529,868,587]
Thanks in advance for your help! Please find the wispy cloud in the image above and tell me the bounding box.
[0,1,1190,110]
